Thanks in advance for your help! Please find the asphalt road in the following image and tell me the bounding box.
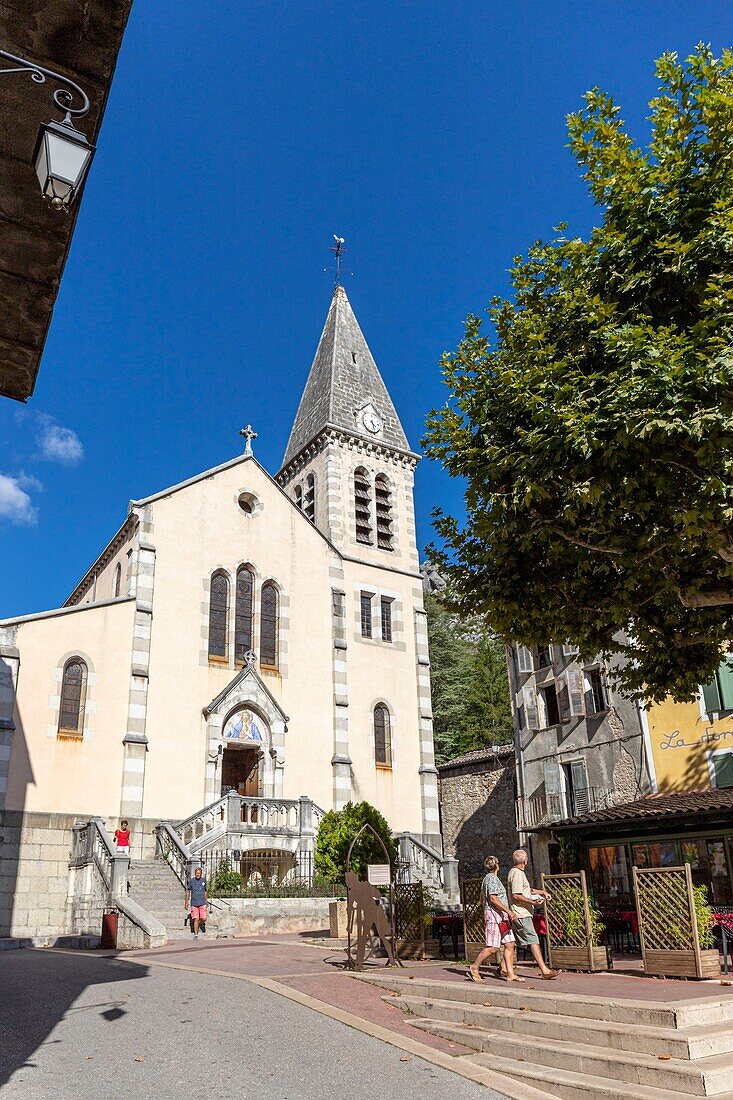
[0,950,506,1100]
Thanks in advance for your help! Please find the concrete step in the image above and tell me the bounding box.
[386,995,733,1060]
[408,1020,733,1096]
[463,1051,733,1100]
[359,974,733,1028]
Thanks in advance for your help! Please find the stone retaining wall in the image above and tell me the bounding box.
[212,896,335,937]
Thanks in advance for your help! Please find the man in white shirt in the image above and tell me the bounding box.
[507,849,559,979]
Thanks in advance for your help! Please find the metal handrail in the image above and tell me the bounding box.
[156,821,196,886]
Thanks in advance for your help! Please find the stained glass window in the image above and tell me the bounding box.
[208,571,229,659]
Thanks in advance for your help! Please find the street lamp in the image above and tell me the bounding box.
[0,48,94,210]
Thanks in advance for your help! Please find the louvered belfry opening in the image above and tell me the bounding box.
[354,467,373,544]
[304,473,316,522]
[375,474,393,550]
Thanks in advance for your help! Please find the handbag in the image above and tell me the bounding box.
[498,918,512,937]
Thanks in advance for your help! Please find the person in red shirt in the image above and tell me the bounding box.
[114,820,131,856]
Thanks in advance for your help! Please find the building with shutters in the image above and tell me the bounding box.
[510,644,733,909]
[509,643,654,873]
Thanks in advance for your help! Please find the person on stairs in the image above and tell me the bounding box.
[468,855,523,983]
[185,866,208,942]
[507,849,559,979]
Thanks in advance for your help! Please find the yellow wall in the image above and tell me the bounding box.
[646,695,733,791]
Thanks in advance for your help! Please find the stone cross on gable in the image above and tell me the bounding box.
[240,424,257,457]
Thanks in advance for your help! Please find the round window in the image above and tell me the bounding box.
[238,492,258,514]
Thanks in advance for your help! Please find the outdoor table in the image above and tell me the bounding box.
[432,912,462,960]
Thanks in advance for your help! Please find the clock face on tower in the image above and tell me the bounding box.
[360,407,383,435]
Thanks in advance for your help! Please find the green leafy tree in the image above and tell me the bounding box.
[314,801,398,883]
[425,591,513,763]
[425,46,733,703]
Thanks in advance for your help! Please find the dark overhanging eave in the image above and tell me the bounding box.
[0,0,134,403]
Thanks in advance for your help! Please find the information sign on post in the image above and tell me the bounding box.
[367,863,391,886]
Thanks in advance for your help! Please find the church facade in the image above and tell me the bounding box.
[0,286,440,940]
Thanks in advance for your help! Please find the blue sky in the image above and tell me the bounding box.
[0,2,729,616]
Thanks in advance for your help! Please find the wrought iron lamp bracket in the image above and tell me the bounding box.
[0,48,90,124]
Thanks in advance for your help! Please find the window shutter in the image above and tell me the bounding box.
[523,685,539,730]
[713,754,733,789]
[583,672,595,715]
[556,677,570,723]
[544,761,561,792]
[571,759,590,814]
[718,661,733,711]
[566,667,586,717]
[702,676,722,716]
[517,645,533,675]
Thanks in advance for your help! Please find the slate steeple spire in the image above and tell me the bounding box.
[281,285,411,468]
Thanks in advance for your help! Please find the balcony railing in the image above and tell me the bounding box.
[516,786,615,830]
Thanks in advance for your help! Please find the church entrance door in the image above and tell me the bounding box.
[221,746,260,798]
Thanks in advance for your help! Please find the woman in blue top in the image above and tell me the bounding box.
[468,855,523,983]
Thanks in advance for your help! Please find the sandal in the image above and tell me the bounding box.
[467,967,484,984]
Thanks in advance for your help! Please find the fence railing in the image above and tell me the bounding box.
[156,821,198,886]
[395,833,443,890]
[200,848,343,896]
[70,816,128,899]
[516,786,615,829]
[174,793,327,854]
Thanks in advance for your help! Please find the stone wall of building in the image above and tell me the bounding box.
[438,747,518,881]
[0,810,77,942]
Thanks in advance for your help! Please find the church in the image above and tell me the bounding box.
[0,285,442,940]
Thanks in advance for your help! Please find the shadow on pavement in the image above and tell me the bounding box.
[0,949,148,1089]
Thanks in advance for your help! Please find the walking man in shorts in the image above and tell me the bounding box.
[185,866,208,941]
[507,849,559,979]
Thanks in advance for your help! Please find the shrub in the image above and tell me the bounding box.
[208,859,243,896]
[315,801,398,883]
[694,884,716,950]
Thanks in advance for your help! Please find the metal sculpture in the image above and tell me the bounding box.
[343,822,402,970]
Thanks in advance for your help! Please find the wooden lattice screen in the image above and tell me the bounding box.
[541,870,601,970]
[543,872,588,948]
[633,865,694,951]
[632,863,717,979]
[461,878,484,963]
[394,881,425,957]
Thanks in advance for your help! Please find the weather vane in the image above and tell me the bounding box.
[325,235,353,286]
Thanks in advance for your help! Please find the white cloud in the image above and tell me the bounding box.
[37,416,83,465]
[0,474,37,525]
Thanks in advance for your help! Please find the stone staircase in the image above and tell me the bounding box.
[127,859,219,942]
[360,973,733,1100]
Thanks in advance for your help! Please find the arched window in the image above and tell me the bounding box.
[235,565,255,664]
[58,657,88,737]
[208,571,229,660]
[260,582,279,667]
[374,703,392,767]
[113,562,122,598]
[294,484,303,510]
[374,475,393,551]
[354,467,372,545]
[304,473,316,522]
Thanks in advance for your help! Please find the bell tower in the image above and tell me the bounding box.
[276,284,420,576]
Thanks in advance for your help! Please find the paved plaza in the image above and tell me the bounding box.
[0,944,509,1100]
